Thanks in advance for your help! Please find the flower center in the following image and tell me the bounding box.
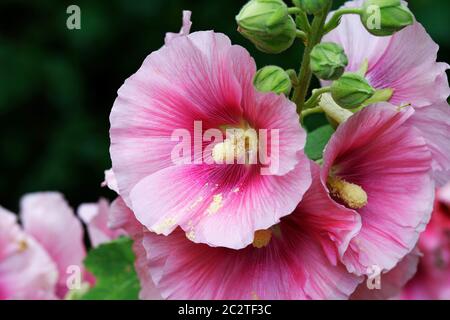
[212,127,258,164]
[327,176,368,209]
[252,229,272,248]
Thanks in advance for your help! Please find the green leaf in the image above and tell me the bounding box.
[305,125,335,161]
[81,237,140,300]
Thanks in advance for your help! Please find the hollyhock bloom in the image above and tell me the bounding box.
[400,184,450,300]
[0,207,58,300]
[78,198,126,247]
[118,165,362,300]
[321,104,434,276]
[19,193,90,298]
[323,0,450,185]
[110,12,311,249]
[1,192,90,299]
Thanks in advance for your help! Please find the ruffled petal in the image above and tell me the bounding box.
[141,226,358,300]
[130,154,311,249]
[165,11,192,45]
[406,102,450,185]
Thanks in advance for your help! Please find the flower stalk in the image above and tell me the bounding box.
[292,2,332,114]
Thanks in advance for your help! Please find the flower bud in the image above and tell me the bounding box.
[310,42,348,80]
[236,0,297,54]
[294,0,332,15]
[360,0,414,36]
[331,73,375,109]
[253,66,292,95]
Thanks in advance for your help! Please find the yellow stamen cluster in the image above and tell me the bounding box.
[212,128,258,164]
[252,229,273,248]
[327,176,368,209]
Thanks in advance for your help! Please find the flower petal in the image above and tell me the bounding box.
[406,102,450,186]
[130,154,311,249]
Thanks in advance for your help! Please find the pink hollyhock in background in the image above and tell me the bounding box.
[400,183,450,300]
[109,11,312,249]
[321,105,434,277]
[0,207,58,300]
[0,193,91,300]
[323,0,450,186]
[111,165,362,300]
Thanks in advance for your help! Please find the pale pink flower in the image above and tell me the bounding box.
[323,0,450,185]
[400,184,450,300]
[110,12,311,249]
[1,192,89,299]
[321,105,434,276]
[19,193,90,298]
[0,207,58,300]
[121,165,362,300]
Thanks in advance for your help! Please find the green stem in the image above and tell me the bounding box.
[295,11,311,33]
[323,8,362,34]
[287,7,302,15]
[286,69,299,86]
[304,87,331,109]
[292,4,331,114]
[296,30,308,42]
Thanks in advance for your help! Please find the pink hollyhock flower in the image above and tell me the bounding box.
[0,207,58,300]
[78,198,126,247]
[117,164,362,300]
[1,193,91,300]
[323,0,450,185]
[108,197,162,300]
[19,193,91,298]
[400,184,450,300]
[110,12,311,249]
[321,104,434,276]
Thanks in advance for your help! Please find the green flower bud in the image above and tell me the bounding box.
[331,73,375,109]
[253,66,292,95]
[310,42,348,80]
[236,0,297,54]
[360,0,414,36]
[294,0,332,15]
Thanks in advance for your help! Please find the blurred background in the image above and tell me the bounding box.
[1,0,449,211]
